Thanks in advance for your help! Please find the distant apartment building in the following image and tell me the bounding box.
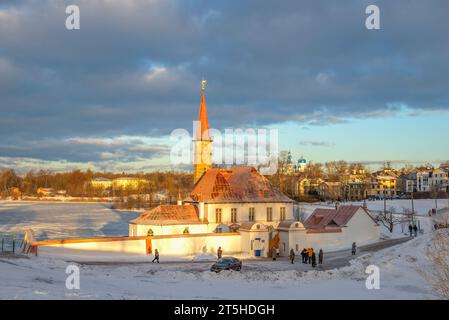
[318,181,342,201]
[429,168,448,190]
[368,175,397,198]
[344,181,377,201]
[397,173,416,194]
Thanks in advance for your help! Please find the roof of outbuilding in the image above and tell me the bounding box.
[304,205,378,230]
[129,205,205,226]
[277,220,305,229]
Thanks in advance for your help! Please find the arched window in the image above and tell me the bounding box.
[147,229,154,236]
[183,227,190,234]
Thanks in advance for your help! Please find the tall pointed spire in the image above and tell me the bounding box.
[197,79,211,141]
[193,79,213,184]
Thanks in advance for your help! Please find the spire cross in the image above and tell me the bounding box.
[201,79,207,91]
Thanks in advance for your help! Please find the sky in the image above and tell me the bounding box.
[0,0,448,173]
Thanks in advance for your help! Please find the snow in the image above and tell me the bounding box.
[305,199,448,216]
[0,201,141,240]
[0,200,445,299]
[0,232,439,299]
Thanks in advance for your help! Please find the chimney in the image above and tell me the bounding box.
[198,193,205,221]
[177,191,183,206]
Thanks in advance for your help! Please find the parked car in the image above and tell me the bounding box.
[210,257,242,272]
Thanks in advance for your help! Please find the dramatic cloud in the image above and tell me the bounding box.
[0,0,448,170]
[299,140,336,147]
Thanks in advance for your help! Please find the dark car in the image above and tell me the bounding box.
[210,257,242,272]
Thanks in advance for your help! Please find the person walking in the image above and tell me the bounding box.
[413,224,418,237]
[289,248,295,264]
[318,249,324,265]
[351,242,357,255]
[271,247,277,261]
[152,249,160,263]
[311,252,316,268]
[217,246,223,259]
[408,224,413,237]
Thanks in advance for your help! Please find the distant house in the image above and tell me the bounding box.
[90,177,113,190]
[112,177,149,191]
[36,188,56,197]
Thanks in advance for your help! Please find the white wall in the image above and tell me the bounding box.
[238,230,270,257]
[150,234,241,256]
[133,223,208,237]
[205,202,294,232]
[43,239,147,255]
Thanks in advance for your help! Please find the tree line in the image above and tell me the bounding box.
[0,169,193,201]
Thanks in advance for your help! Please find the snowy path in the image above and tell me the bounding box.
[0,233,436,299]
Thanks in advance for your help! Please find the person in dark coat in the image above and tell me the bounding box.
[217,247,223,259]
[301,248,307,263]
[413,225,418,237]
[408,224,413,237]
[318,249,324,265]
[289,249,295,264]
[351,242,357,255]
[152,249,160,263]
[311,252,316,267]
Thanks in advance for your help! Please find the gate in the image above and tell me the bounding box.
[0,233,22,254]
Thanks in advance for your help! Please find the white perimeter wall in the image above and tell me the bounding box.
[151,234,241,256]
[43,239,147,255]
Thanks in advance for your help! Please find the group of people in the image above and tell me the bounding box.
[408,224,419,237]
[284,248,324,267]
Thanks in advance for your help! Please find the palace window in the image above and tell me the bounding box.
[280,207,286,221]
[231,208,237,223]
[215,208,222,223]
[249,207,255,221]
[147,229,154,236]
[266,207,273,222]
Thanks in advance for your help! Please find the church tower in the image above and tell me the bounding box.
[193,80,213,184]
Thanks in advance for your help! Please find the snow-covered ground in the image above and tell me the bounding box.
[0,200,446,299]
[302,199,448,216]
[0,231,440,299]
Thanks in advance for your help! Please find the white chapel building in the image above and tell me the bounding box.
[127,81,380,257]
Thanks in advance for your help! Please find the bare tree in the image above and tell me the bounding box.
[375,206,403,233]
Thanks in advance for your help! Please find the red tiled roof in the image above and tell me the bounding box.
[129,205,204,225]
[186,166,294,203]
[304,205,377,230]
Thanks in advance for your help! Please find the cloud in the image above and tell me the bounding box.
[0,0,448,169]
[299,140,336,147]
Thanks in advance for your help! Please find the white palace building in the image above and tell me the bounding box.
[32,82,380,258]
[125,81,380,257]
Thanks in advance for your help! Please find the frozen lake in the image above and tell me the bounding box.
[0,201,141,240]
